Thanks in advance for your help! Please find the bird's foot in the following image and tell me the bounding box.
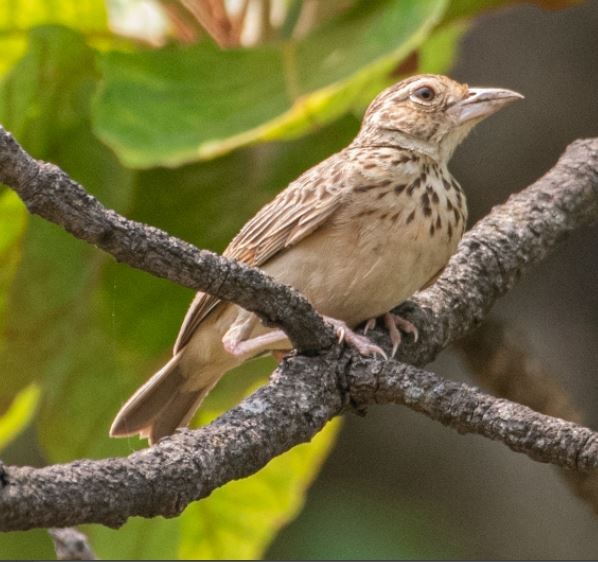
[360,313,418,357]
[324,316,387,359]
[383,312,418,357]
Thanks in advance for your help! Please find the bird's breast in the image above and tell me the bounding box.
[263,160,467,327]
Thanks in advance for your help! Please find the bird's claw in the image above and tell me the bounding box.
[363,317,377,335]
[389,313,419,342]
[325,316,387,359]
[383,312,418,357]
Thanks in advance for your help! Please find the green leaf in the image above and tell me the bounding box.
[179,417,342,560]
[0,383,40,451]
[418,19,469,75]
[0,26,100,157]
[93,0,448,168]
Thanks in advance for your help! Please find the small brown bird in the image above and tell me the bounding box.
[110,74,522,444]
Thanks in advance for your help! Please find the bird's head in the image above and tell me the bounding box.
[356,74,523,164]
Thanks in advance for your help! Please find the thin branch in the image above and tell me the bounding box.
[457,320,598,514]
[347,356,598,470]
[179,0,238,47]
[0,131,596,531]
[161,2,203,43]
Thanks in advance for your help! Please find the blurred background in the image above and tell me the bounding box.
[0,0,597,559]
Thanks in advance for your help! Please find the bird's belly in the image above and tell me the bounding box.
[262,209,457,327]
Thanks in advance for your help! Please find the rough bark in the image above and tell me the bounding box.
[0,128,596,531]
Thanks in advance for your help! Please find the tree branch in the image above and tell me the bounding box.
[0,126,334,352]
[0,129,597,531]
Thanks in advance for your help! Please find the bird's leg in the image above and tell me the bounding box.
[223,312,388,360]
[323,316,387,359]
[221,312,290,358]
[389,313,419,341]
[383,312,419,357]
[223,327,289,358]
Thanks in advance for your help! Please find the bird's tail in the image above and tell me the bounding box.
[110,352,220,445]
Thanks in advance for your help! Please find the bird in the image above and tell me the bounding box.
[110,74,523,444]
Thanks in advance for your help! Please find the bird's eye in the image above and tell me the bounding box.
[411,86,436,102]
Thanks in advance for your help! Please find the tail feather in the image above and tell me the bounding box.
[140,388,206,444]
[110,352,218,444]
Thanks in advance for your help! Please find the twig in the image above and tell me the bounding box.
[48,527,97,560]
[180,0,238,47]
[0,131,596,530]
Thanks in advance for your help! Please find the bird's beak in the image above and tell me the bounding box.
[450,87,524,125]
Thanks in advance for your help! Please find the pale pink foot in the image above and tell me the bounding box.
[383,312,419,357]
[324,316,387,359]
[222,316,390,360]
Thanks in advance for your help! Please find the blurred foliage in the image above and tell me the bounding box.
[267,482,466,559]
[0,383,40,451]
[0,0,573,559]
[94,0,448,167]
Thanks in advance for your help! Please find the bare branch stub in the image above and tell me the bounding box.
[48,527,97,561]
[0,129,596,531]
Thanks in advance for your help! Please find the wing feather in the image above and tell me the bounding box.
[174,159,346,353]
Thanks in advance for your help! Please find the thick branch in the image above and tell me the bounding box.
[0,131,597,531]
[2,353,598,532]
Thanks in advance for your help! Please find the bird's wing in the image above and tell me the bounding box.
[173,167,346,353]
